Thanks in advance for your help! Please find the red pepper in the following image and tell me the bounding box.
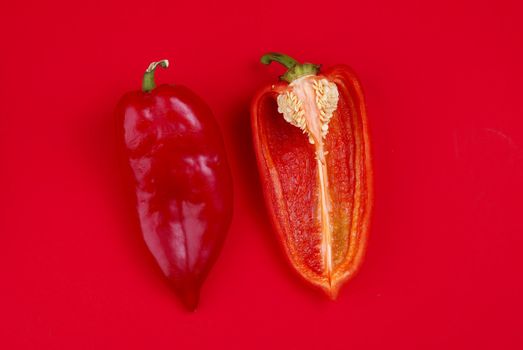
[116,60,233,310]
[251,53,373,298]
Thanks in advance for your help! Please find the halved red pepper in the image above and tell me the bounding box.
[251,53,373,298]
[116,60,233,310]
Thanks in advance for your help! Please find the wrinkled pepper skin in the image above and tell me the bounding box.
[251,53,373,298]
[116,60,233,310]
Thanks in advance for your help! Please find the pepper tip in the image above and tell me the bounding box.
[176,284,201,312]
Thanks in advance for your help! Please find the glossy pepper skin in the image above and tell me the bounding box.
[116,60,233,310]
[251,53,373,298]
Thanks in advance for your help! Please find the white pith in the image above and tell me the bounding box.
[276,75,339,283]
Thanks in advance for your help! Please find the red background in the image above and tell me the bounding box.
[1,0,522,348]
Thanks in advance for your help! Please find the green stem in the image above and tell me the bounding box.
[260,53,298,69]
[260,52,320,83]
[142,59,169,92]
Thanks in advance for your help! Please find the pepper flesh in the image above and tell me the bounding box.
[116,60,233,310]
[251,54,373,298]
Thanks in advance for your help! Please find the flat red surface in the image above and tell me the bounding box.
[1,0,522,348]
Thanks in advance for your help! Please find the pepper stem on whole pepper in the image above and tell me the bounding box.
[142,59,169,92]
[260,52,320,83]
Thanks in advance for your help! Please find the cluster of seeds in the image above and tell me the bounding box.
[313,79,339,139]
[277,91,311,141]
[276,78,339,145]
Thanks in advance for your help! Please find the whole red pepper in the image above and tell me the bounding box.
[251,53,373,298]
[116,60,233,310]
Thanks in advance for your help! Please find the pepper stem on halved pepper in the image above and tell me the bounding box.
[261,52,320,83]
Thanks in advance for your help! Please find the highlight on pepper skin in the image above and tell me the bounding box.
[116,59,233,311]
[251,52,373,299]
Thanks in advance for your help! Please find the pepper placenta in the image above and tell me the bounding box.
[251,53,373,298]
[116,60,233,310]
